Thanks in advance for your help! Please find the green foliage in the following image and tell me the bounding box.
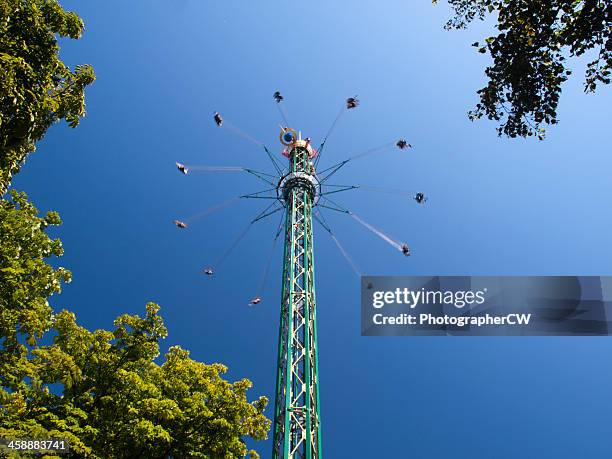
[0,2,270,456]
[0,190,69,369]
[0,0,95,195]
[0,193,271,457]
[435,0,611,139]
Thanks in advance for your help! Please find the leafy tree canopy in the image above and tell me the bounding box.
[0,192,271,458]
[0,3,270,457]
[435,0,611,139]
[0,190,69,358]
[0,0,95,195]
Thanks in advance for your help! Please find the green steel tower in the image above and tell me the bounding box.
[174,96,416,459]
[273,135,322,459]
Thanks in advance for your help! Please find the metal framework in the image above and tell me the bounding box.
[273,141,322,458]
[173,94,424,459]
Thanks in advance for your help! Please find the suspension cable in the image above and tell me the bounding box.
[349,212,403,252]
[185,166,246,172]
[276,102,290,128]
[210,201,282,270]
[314,210,361,277]
[216,113,285,176]
[319,196,406,253]
[317,141,396,184]
[181,197,240,225]
[256,209,286,296]
[314,104,346,168]
[223,119,264,147]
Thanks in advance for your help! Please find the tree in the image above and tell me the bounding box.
[0,192,271,458]
[1,3,271,456]
[435,0,612,139]
[0,190,70,384]
[0,0,95,196]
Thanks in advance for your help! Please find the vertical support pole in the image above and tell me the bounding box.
[272,145,321,459]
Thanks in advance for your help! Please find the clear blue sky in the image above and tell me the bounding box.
[13,1,612,457]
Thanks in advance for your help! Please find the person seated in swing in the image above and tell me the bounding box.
[203,267,214,275]
[346,96,359,109]
[414,192,427,204]
[396,139,412,149]
[173,220,188,229]
[249,296,262,305]
[213,112,223,127]
[273,91,283,103]
[401,244,411,256]
[176,162,188,174]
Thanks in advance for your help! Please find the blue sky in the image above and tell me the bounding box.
[12,1,612,457]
